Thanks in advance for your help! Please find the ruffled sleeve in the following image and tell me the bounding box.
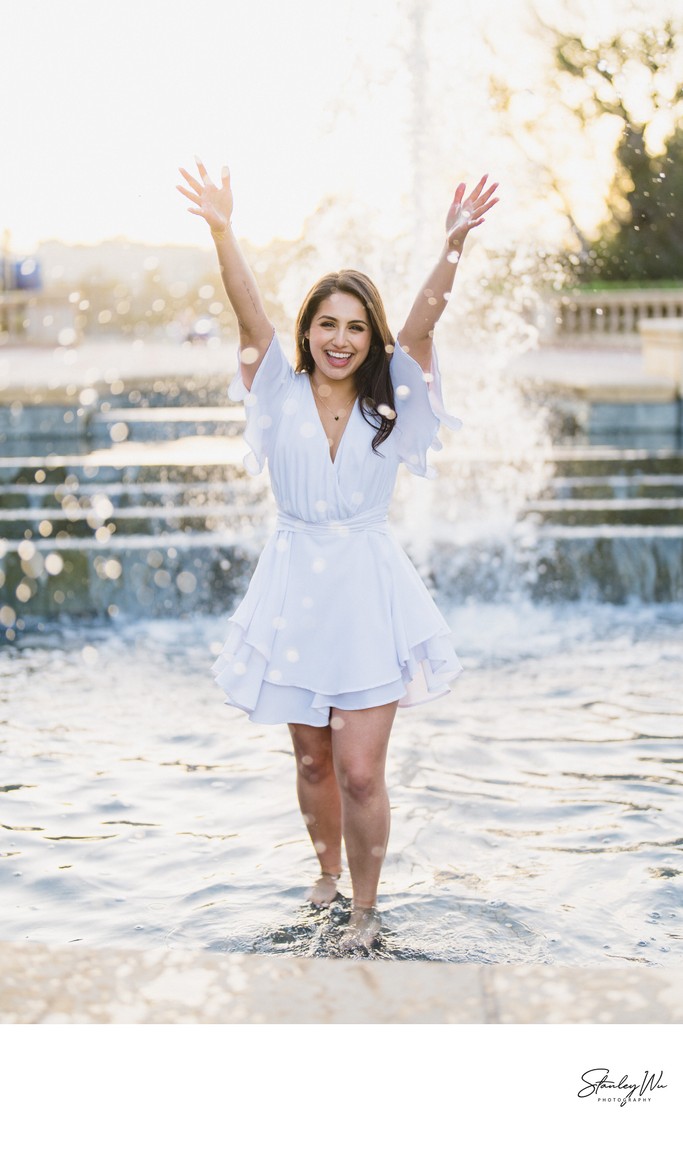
[390,339,463,479]
[227,331,297,476]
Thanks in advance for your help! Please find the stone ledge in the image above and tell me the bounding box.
[536,378,676,403]
[1,940,682,1024]
[0,338,236,393]
[641,319,683,389]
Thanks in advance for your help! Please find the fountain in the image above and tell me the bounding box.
[1,316,682,642]
[2,0,682,634]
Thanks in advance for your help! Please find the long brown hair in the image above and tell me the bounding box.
[294,270,396,456]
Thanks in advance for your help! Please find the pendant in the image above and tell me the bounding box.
[334,415,339,420]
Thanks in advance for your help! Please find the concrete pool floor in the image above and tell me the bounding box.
[2,939,683,1024]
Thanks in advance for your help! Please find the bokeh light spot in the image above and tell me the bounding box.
[44,553,64,576]
[176,571,197,594]
[17,540,36,560]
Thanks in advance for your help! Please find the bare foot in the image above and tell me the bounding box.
[308,871,341,908]
[340,906,382,952]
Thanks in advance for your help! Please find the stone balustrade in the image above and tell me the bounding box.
[549,287,683,342]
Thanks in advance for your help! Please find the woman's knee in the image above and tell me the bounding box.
[334,760,385,804]
[329,703,396,803]
[288,722,334,785]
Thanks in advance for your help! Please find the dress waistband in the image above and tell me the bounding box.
[275,508,390,535]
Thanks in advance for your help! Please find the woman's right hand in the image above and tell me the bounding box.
[176,157,233,234]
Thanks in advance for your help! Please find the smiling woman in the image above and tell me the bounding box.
[176,156,498,952]
[294,270,396,463]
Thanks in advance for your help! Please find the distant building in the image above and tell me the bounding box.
[0,256,43,291]
[36,238,216,289]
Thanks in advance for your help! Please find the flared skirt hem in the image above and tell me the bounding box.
[211,619,463,726]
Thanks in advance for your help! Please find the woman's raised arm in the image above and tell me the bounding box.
[398,175,499,373]
[177,158,273,386]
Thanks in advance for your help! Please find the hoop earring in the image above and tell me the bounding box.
[302,336,310,349]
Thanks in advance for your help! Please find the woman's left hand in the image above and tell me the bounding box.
[446,175,499,249]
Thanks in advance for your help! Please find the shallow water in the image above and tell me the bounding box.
[1,601,682,965]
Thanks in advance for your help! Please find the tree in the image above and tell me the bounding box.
[547,18,683,281]
[587,121,683,281]
[489,13,683,282]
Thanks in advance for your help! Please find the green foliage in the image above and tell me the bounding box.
[584,122,683,281]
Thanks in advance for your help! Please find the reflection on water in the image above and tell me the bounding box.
[1,602,682,965]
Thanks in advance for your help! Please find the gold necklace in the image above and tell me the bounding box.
[312,383,356,421]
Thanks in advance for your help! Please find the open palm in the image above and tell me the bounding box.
[446,175,499,247]
[177,157,233,233]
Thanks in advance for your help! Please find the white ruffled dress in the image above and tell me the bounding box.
[211,332,464,726]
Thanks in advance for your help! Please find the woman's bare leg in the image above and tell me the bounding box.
[330,700,399,918]
[288,721,342,904]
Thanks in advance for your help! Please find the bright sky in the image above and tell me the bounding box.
[1,0,680,255]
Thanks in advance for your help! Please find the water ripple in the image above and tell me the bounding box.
[1,602,682,966]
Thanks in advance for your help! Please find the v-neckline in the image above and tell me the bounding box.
[307,377,359,468]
